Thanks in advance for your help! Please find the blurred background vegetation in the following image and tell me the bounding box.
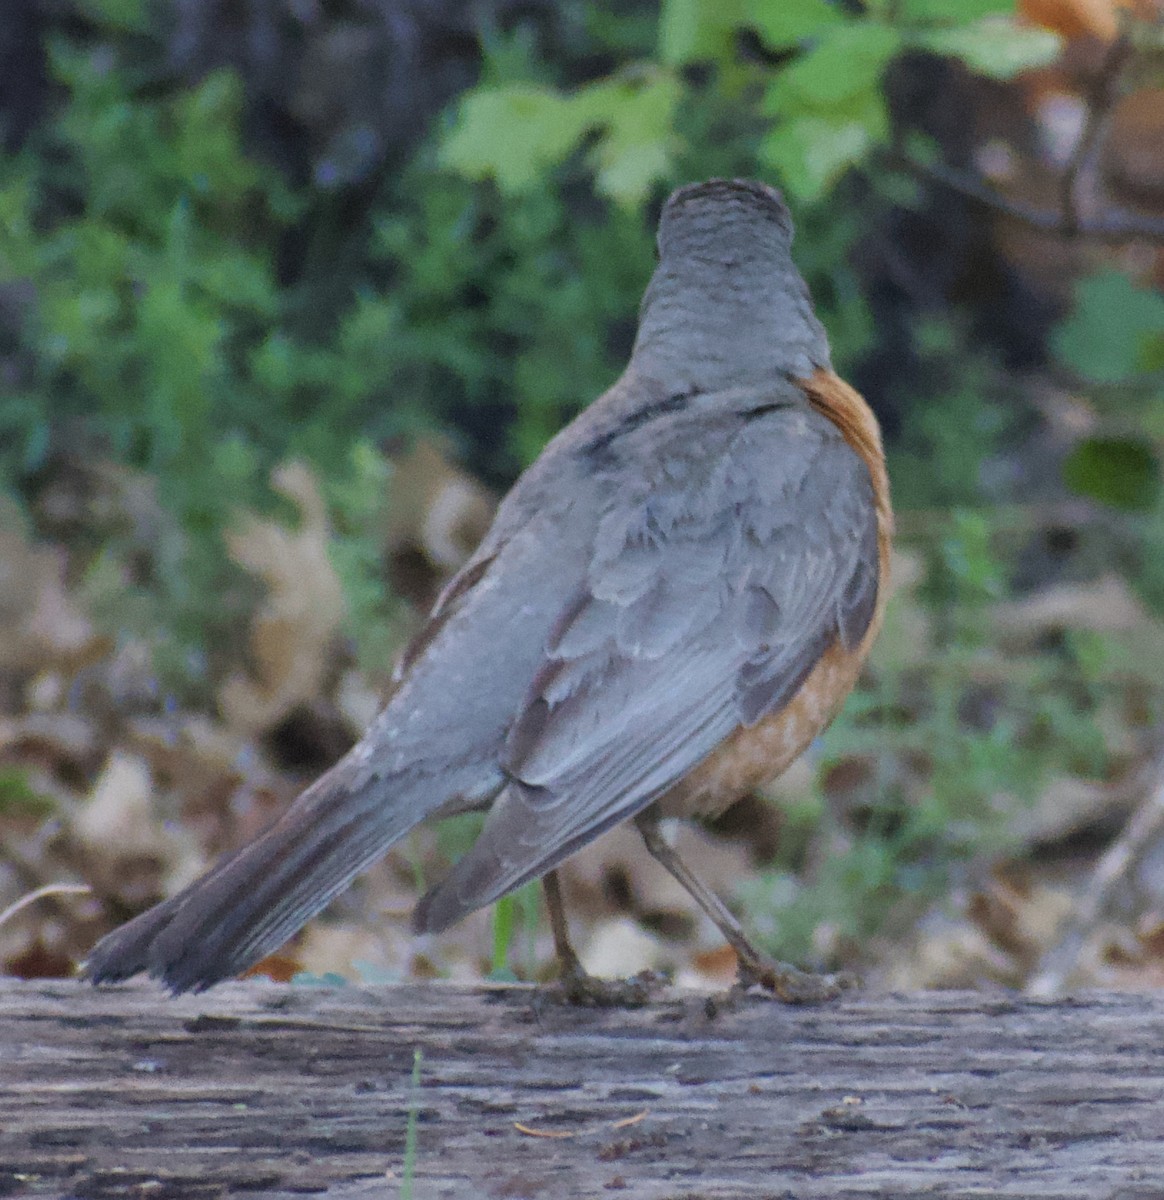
[2,0,1164,993]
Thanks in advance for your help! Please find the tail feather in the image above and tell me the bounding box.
[84,761,424,992]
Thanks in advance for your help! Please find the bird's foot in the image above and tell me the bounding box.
[734,953,857,1005]
[556,963,664,1008]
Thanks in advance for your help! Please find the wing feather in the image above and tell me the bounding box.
[415,397,881,932]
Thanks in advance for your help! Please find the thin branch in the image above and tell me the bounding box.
[1027,738,1164,999]
[1059,33,1134,236]
[899,155,1164,243]
[0,883,92,931]
[892,22,1164,244]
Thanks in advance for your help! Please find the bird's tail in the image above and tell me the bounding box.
[84,756,423,992]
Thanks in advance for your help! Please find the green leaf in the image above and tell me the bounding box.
[760,91,889,200]
[439,70,676,204]
[440,86,591,193]
[76,0,149,33]
[491,893,517,977]
[744,0,843,50]
[658,0,749,65]
[901,0,1014,22]
[1053,270,1164,384]
[1142,332,1164,374]
[766,22,902,110]
[918,17,1061,79]
[1063,437,1161,512]
[760,23,897,197]
[584,72,681,205]
[0,768,57,817]
[442,71,678,206]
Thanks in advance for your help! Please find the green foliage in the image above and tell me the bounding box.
[0,52,289,481]
[1052,268,1164,605]
[0,768,57,818]
[886,330,1019,511]
[900,0,1014,19]
[759,31,897,201]
[440,0,1060,205]
[742,0,845,52]
[1053,270,1164,385]
[370,178,655,474]
[1063,438,1160,513]
[488,883,541,981]
[0,39,305,683]
[442,68,680,207]
[917,18,1061,80]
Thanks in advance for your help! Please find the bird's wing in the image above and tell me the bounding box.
[414,394,880,931]
[84,460,606,991]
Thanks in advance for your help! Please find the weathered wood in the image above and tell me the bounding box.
[2,980,1163,1199]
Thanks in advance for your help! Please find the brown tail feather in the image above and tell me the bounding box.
[85,764,424,992]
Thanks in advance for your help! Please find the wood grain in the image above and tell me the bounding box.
[3,980,1163,1198]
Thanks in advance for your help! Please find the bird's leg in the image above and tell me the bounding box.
[634,811,854,1004]
[542,868,586,981]
[541,870,657,1007]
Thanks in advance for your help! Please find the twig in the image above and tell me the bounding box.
[1059,33,1133,237]
[1027,739,1164,998]
[901,156,1164,243]
[893,498,1110,540]
[0,883,93,931]
[892,21,1164,245]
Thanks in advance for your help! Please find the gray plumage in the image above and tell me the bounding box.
[84,179,879,992]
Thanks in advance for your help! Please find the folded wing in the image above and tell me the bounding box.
[415,393,880,932]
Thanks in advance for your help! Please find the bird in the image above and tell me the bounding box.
[85,178,892,1002]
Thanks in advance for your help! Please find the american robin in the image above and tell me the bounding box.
[85,179,892,1002]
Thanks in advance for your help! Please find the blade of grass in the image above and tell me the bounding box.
[490,895,517,980]
[400,1046,423,1200]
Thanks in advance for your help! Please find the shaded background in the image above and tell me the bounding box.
[1,0,1163,995]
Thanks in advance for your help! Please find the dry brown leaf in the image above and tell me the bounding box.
[0,712,99,778]
[1020,0,1156,40]
[295,918,406,980]
[579,917,666,979]
[384,439,494,572]
[1012,772,1130,844]
[73,751,164,859]
[335,667,382,732]
[684,943,739,989]
[219,462,347,737]
[969,872,1076,962]
[993,573,1156,640]
[879,909,1021,991]
[381,439,495,615]
[242,953,304,983]
[1105,88,1164,204]
[0,496,103,673]
[4,936,75,980]
[126,713,244,789]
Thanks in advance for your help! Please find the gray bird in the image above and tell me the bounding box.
[85,179,892,1001]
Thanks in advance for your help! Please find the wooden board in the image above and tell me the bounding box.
[2,979,1163,1198]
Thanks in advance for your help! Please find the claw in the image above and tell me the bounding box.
[558,965,664,1008]
[736,953,858,1004]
